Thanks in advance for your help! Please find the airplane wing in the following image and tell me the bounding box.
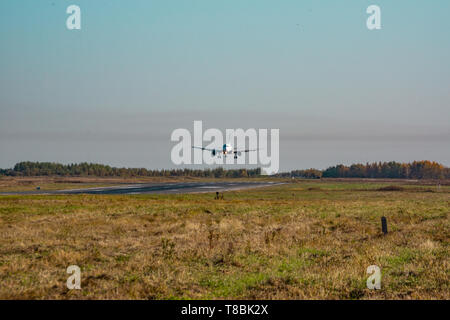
[192,146,221,152]
[233,148,259,153]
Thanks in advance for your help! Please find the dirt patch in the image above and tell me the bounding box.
[376,185,405,191]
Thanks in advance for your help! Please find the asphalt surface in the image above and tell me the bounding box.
[0,181,285,196]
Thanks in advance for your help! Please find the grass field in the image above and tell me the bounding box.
[0,178,448,299]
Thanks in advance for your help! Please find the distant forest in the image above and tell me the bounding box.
[0,162,261,178]
[277,161,449,179]
[0,161,448,179]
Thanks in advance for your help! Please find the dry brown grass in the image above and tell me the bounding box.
[0,180,448,299]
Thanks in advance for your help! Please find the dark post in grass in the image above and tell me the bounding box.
[381,216,388,235]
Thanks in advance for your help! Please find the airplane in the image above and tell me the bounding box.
[192,144,258,159]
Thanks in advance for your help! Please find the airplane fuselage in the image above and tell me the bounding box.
[222,144,233,155]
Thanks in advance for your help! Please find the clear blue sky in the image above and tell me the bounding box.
[1,1,449,170]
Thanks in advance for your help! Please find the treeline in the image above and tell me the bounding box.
[276,161,449,179]
[0,162,261,178]
[0,161,448,179]
[280,169,323,179]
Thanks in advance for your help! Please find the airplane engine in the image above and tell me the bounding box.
[211,150,216,156]
[237,151,242,156]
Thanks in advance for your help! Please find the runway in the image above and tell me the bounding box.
[0,181,285,196]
